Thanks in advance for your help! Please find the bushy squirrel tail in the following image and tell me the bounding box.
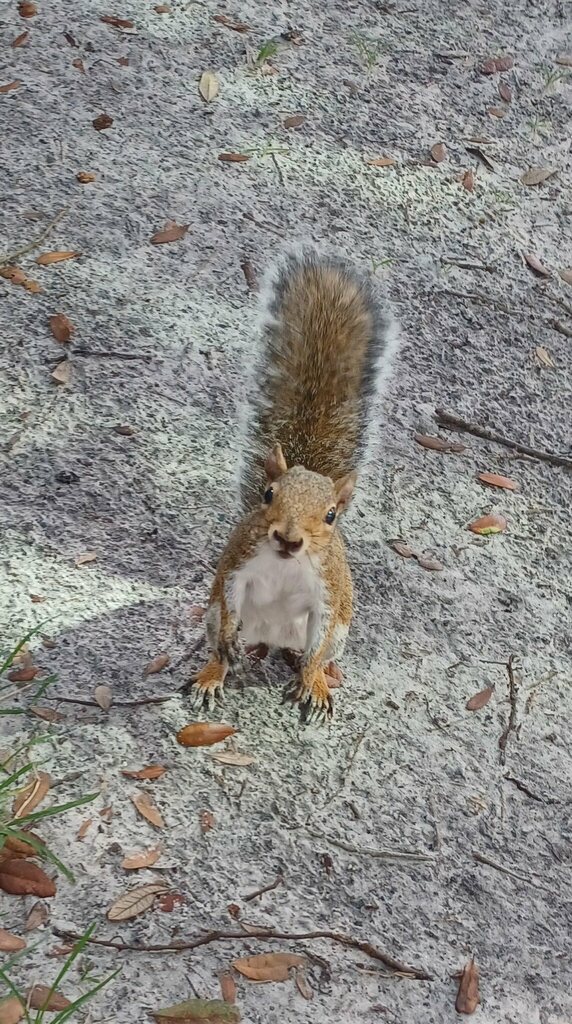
[239,249,400,510]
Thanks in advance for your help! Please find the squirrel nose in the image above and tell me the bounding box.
[273,530,303,552]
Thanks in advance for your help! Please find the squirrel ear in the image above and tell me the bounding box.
[334,471,357,511]
[265,443,288,481]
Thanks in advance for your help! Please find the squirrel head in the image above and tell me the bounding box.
[259,444,356,559]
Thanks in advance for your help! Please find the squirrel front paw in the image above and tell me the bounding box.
[186,658,227,711]
[283,668,334,724]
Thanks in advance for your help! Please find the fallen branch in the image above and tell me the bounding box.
[53,926,432,980]
[498,655,519,765]
[435,409,572,469]
[47,693,173,708]
[243,874,284,902]
[0,208,68,266]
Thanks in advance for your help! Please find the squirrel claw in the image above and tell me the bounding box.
[282,676,334,724]
[188,660,226,711]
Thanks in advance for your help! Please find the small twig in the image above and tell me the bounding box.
[305,828,433,863]
[270,152,287,188]
[243,210,284,235]
[71,349,154,362]
[498,655,519,765]
[47,693,173,708]
[243,874,284,902]
[435,409,572,469]
[504,775,543,802]
[428,794,442,852]
[0,209,69,266]
[53,926,432,980]
[472,851,553,893]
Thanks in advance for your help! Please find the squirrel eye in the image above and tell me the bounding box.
[263,487,274,504]
[325,507,336,525]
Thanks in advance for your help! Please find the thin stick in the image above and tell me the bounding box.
[435,409,572,469]
[71,349,153,362]
[305,828,433,863]
[53,926,432,980]
[48,693,173,708]
[243,874,284,902]
[498,655,519,765]
[472,851,552,893]
[0,209,69,266]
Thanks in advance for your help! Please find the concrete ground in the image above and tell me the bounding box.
[1,0,571,1020]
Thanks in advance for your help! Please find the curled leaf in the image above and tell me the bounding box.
[198,71,219,102]
[7,665,39,683]
[559,268,572,286]
[498,81,512,103]
[232,951,305,982]
[107,881,169,921]
[75,550,97,567]
[122,764,166,780]
[30,706,65,723]
[389,539,415,559]
[144,653,170,675]
[94,684,112,710]
[210,750,255,766]
[51,361,71,385]
[535,345,555,368]
[131,790,165,828]
[468,513,507,536]
[0,860,56,898]
[150,224,189,245]
[294,967,314,1000]
[100,14,134,28]
[76,171,96,183]
[121,845,162,870]
[213,13,250,31]
[11,31,30,46]
[77,818,93,840]
[477,472,518,491]
[24,900,49,931]
[415,553,444,572]
[520,167,555,186]
[49,313,74,344]
[0,929,26,952]
[12,771,50,818]
[466,685,494,711]
[219,972,237,1005]
[461,169,475,192]
[0,81,21,94]
[177,723,237,747]
[455,959,480,1013]
[36,251,81,265]
[27,987,71,1012]
[415,433,465,453]
[153,998,241,1022]
[523,251,550,277]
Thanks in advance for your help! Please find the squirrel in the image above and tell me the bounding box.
[187,249,399,723]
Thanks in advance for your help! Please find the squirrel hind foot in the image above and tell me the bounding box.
[187,659,227,711]
[282,672,334,724]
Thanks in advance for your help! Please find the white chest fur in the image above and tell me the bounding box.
[229,543,324,651]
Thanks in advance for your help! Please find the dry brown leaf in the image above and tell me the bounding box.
[18,0,37,16]
[520,167,555,187]
[365,155,396,167]
[7,665,39,682]
[153,998,240,1023]
[27,987,71,1012]
[480,55,513,73]
[0,81,21,94]
[0,860,56,898]
[143,653,170,676]
[389,539,415,558]
[198,70,219,102]
[558,268,572,286]
[92,113,113,130]
[0,266,27,284]
[74,550,97,567]
[1,831,42,860]
[219,971,237,1004]
[0,929,26,952]
[218,153,251,162]
[121,845,162,870]
[11,30,30,45]
[456,959,481,1013]
[150,224,189,245]
[36,251,81,265]
[24,900,49,931]
[498,81,512,102]
[294,967,314,1000]
[117,56,129,65]
[107,881,168,922]
[30,594,46,604]
[416,554,444,572]
[49,313,74,344]
[466,685,494,711]
[461,169,475,192]
[72,58,85,72]
[430,142,447,163]
[177,723,237,747]
[131,790,165,829]
[94,684,113,710]
[415,433,465,453]
[213,13,250,31]
[113,423,135,435]
[154,4,171,11]
[99,805,113,821]
[468,513,507,536]
[189,604,205,622]
[23,277,42,293]
[523,251,550,277]
[487,106,506,118]
[233,951,306,982]
[477,471,518,491]
[76,171,96,183]
[51,361,71,385]
[122,764,166,780]
[555,54,572,66]
[210,750,255,766]
[535,345,555,368]
[76,818,93,840]
[0,997,24,1024]
[12,771,50,818]
[283,114,305,129]
[29,706,66,723]
[199,809,215,832]
[100,14,134,28]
